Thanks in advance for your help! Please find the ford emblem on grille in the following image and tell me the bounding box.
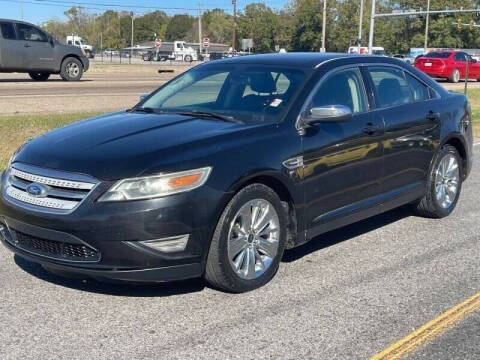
[26,183,48,198]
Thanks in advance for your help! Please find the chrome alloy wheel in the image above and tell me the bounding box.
[227,199,280,280]
[66,62,80,78]
[435,153,460,209]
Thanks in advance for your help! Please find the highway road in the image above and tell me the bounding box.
[0,145,478,359]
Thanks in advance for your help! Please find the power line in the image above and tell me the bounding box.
[0,0,233,14]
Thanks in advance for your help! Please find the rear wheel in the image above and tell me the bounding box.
[60,57,83,81]
[449,69,460,83]
[414,145,462,218]
[29,72,50,81]
[205,184,287,293]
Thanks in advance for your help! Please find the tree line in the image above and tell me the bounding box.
[42,1,480,54]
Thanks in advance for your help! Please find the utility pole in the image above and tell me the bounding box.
[358,0,364,51]
[130,12,134,64]
[368,0,376,54]
[232,0,237,51]
[321,0,327,52]
[198,4,202,55]
[424,0,431,52]
[19,1,23,21]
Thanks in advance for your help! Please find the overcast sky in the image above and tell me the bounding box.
[1,0,288,25]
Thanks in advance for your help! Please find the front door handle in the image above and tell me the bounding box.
[426,111,440,121]
[362,123,379,136]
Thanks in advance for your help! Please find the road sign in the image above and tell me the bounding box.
[155,38,161,48]
[203,37,210,48]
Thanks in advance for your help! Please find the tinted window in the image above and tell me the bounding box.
[368,67,412,108]
[141,65,306,122]
[162,72,229,107]
[311,68,367,114]
[16,23,47,42]
[454,53,467,61]
[424,52,451,58]
[0,22,16,40]
[405,73,430,101]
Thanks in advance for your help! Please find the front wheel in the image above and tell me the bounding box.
[29,72,50,81]
[414,145,462,218]
[205,184,287,293]
[184,55,193,63]
[449,69,460,83]
[60,57,84,81]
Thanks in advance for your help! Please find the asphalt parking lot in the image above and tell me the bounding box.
[0,146,478,359]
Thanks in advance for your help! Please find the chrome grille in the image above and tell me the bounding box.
[3,164,98,212]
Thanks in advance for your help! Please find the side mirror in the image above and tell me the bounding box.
[305,105,352,125]
[139,93,150,101]
[49,37,55,46]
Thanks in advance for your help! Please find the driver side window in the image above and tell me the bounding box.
[311,68,368,114]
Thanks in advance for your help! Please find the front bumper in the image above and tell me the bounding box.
[0,170,226,283]
[82,56,90,72]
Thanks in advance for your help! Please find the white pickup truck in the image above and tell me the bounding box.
[142,41,198,62]
[66,35,94,58]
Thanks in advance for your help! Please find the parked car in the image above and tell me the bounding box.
[0,19,89,81]
[415,50,480,83]
[0,54,473,292]
[393,54,415,65]
[104,48,118,56]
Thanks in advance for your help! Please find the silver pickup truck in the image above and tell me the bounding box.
[0,19,89,81]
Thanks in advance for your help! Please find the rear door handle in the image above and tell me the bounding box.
[362,123,380,136]
[426,111,440,121]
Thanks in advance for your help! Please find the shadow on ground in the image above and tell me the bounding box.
[282,205,412,263]
[13,205,412,296]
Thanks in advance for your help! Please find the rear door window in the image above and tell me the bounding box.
[367,67,413,108]
[454,53,467,62]
[0,22,16,40]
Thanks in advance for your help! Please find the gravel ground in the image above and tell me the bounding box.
[0,147,478,359]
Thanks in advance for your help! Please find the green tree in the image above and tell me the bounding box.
[202,9,233,44]
[238,3,279,52]
[165,14,194,41]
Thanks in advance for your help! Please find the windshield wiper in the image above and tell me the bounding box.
[128,107,163,114]
[175,110,241,123]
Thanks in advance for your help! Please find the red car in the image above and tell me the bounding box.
[415,51,480,83]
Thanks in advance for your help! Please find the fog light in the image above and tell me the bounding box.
[0,224,10,242]
[141,234,189,253]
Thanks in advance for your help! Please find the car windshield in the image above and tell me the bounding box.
[424,52,451,58]
[139,64,307,122]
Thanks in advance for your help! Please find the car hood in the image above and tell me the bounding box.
[14,111,263,181]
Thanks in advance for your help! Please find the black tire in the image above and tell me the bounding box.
[60,57,83,81]
[449,69,460,83]
[184,55,193,63]
[204,184,288,293]
[413,145,463,218]
[29,72,50,81]
[142,53,151,61]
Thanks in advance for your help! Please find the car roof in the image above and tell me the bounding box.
[211,52,369,69]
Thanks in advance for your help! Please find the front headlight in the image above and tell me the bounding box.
[99,167,212,202]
